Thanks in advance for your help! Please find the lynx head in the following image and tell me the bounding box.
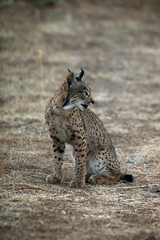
[62,68,94,111]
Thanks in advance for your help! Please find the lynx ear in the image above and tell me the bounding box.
[67,69,75,86]
[75,68,84,81]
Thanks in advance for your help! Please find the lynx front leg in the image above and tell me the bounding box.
[70,136,87,188]
[46,135,65,184]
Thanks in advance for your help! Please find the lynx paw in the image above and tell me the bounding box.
[88,175,103,185]
[70,180,85,188]
[46,175,61,184]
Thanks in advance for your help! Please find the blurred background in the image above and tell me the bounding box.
[0,1,160,240]
[1,0,160,146]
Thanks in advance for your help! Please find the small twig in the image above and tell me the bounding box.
[113,183,160,190]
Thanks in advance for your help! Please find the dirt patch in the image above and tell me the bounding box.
[0,1,160,240]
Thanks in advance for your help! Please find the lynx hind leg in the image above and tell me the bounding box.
[46,133,65,184]
[87,147,121,185]
[88,175,119,185]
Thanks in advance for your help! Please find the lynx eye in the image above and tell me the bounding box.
[84,90,90,97]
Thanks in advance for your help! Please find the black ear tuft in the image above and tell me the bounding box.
[75,68,85,81]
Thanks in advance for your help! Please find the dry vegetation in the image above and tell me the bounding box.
[0,1,160,239]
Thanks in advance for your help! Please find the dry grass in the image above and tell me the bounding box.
[0,1,160,240]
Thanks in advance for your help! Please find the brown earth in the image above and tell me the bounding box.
[0,1,160,240]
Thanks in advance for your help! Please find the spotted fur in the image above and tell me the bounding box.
[45,69,133,188]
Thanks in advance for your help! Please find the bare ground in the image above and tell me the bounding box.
[0,1,160,240]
